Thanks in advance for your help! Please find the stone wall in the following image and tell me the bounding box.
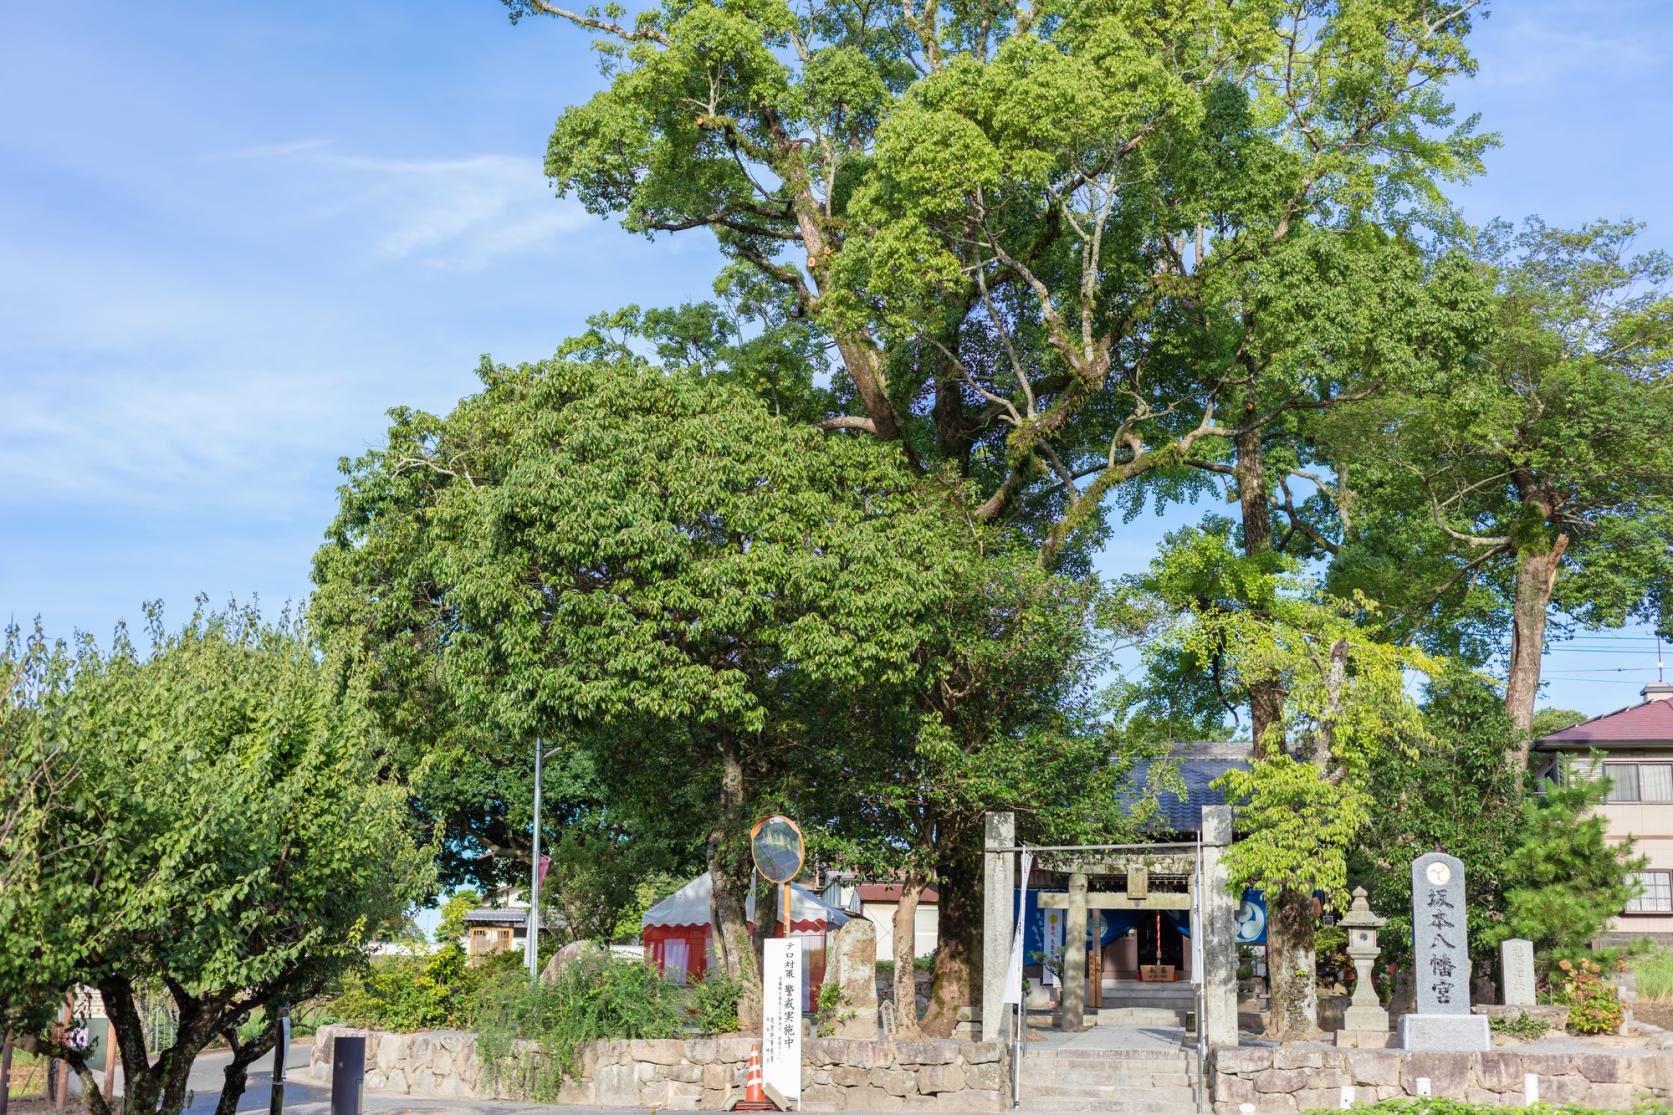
[1207,1045,1673,1114]
[310,1025,1007,1111]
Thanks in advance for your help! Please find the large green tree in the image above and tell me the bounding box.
[510,0,1488,573]
[1325,219,1673,750]
[507,0,1495,1023]
[0,607,429,1115]
[314,356,979,1019]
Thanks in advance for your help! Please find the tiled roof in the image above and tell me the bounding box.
[1533,691,1673,749]
[1126,742,1252,833]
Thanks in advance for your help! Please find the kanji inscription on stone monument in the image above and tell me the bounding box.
[1413,852,1468,1013]
[1399,851,1489,1051]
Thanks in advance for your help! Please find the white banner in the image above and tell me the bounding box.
[762,937,802,1104]
[1001,851,1033,1004]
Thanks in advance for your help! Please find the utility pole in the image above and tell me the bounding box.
[526,737,560,979]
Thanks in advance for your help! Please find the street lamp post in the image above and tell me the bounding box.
[525,737,560,978]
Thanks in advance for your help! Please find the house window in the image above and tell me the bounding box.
[1626,871,1673,914]
[1605,762,1673,802]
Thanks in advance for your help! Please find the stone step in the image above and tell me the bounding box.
[1010,1091,1197,1104]
[1010,1064,1197,1078]
[1023,1082,1197,1105]
[1096,1008,1190,1026]
[1017,1051,1191,1071]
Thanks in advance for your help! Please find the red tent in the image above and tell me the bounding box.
[641,873,851,1007]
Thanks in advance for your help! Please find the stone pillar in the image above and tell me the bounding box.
[1501,939,1535,1007]
[1057,872,1089,1031]
[1200,805,1239,1048]
[830,917,880,1039]
[980,812,1015,1042]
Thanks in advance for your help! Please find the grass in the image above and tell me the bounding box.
[1632,945,1673,1001]
[5,1049,48,1098]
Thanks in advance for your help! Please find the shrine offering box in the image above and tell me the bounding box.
[1139,964,1176,982]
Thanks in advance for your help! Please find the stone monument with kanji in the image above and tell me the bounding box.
[1398,852,1490,1051]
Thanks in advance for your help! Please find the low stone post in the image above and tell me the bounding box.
[1335,887,1389,1048]
[1501,939,1535,1007]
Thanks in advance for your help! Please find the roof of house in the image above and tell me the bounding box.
[856,883,940,905]
[1125,741,1252,833]
[464,906,563,928]
[1533,684,1673,750]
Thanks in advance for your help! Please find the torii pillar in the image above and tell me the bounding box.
[980,811,1015,1042]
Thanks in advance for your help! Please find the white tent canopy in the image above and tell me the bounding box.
[642,872,853,929]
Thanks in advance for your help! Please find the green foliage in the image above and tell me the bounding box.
[1488,1011,1552,1041]
[1551,957,1625,1035]
[0,604,433,1115]
[329,946,517,1032]
[1488,769,1642,960]
[814,981,854,1037]
[1324,219,1673,722]
[436,890,483,946]
[690,975,744,1035]
[608,872,685,942]
[472,958,693,1099]
[1350,674,1526,972]
[511,0,1493,572]
[1133,528,1436,912]
[1633,945,1673,1002]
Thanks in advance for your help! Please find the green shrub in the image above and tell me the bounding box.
[472,956,692,1100]
[1552,957,1625,1035]
[1487,1010,1551,1040]
[691,975,744,1034]
[328,945,519,1031]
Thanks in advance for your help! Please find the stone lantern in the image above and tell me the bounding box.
[1335,886,1390,1048]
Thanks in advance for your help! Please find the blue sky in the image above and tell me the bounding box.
[2,1,1669,718]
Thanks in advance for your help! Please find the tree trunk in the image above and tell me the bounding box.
[707,735,760,1029]
[891,875,926,1036]
[921,849,979,1038]
[1504,534,1568,761]
[1235,421,1285,752]
[1,1033,12,1115]
[1264,886,1319,1041]
[211,1025,279,1115]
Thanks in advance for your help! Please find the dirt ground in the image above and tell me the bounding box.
[1637,999,1673,1028]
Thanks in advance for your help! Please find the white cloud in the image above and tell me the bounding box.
[227,144,592,270]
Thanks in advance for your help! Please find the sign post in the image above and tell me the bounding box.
[762,938,803,1107]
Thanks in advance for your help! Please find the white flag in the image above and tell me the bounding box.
[1000,851,1033,1004]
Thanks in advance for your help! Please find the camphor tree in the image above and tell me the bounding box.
[1324,219,1673,751]
[313,355,979,1023]
[508,0,1493,1017]
[1131,527,1436,1037]
[0,605,430,1115]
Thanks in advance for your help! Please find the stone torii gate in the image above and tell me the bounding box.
[980,806,1238,1047]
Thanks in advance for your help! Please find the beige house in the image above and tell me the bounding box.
[856,883,940,963]
[1533,679,1673,946]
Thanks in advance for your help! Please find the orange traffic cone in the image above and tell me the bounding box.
[732,1041,778,1111]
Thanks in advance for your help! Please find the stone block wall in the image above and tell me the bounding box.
[310,1025,1008,1111]
[1208,1045,1673,1113]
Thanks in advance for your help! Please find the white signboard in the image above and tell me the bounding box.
[762,937,802,1104]
[1041,908,1065,986]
